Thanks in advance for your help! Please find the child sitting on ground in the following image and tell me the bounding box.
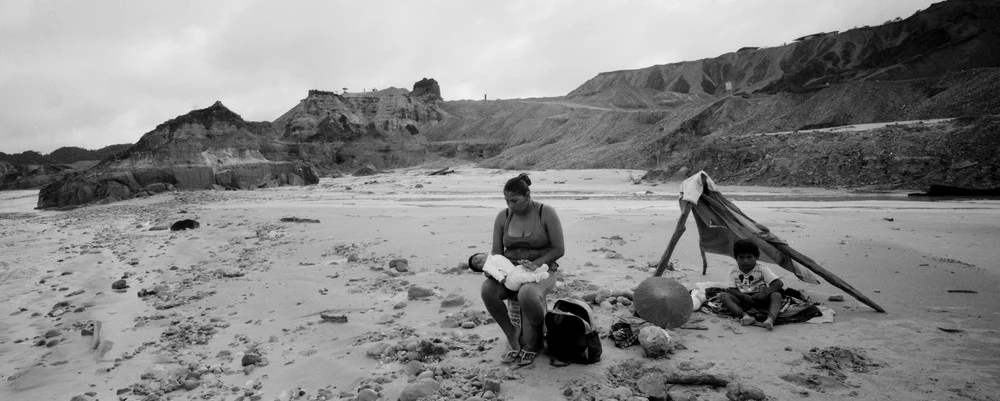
[469,252,549,291]
[719,239,784,330]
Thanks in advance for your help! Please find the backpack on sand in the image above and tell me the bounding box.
[545,298,602,364]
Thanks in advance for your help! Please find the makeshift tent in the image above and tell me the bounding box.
[652,171,885,313]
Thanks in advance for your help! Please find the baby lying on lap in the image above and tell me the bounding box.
[481,254,549,291]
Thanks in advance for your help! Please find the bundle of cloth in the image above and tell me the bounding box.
[482,254,549,291]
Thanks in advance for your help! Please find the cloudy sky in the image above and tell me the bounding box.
[1,0,939,154]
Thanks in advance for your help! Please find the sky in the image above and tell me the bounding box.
[0,0,940,154]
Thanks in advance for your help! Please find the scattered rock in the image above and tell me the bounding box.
[357,388,378,401]
[440,293,466,308]
[638,326,672,358]
[280,217,320,223]
[828,294,844,302]
[408,285,434,300]
[112,279,128,290]
[241,354,262,367]
[170,219,200,231]
[725,383,767,401]
[398,378,440,401]
[320,312,348,323]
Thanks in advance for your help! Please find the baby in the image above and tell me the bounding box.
[470,253,549,291]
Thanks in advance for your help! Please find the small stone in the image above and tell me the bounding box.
[828,294,844,302]
[241,354,261,367]
[638,326,672,358]
[366,343,390,358]
[357,388,378,401]
[461,321,476,329]
[183,379,200,391]
[398,378,441,401]
[319,312,348,323]
[483,379,501,393]
[112,280,128,290]
[407,285,434,300]
[44,329,61,338]
[46,338,59,347]
[440,293,466,308]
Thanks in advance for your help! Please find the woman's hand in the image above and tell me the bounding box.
[518,259,539,271]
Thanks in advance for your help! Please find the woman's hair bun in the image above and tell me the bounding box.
[517,173,531,186]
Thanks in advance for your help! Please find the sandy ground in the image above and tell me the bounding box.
[1,165,998,401]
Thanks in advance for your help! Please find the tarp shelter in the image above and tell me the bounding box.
[653,171,885,313]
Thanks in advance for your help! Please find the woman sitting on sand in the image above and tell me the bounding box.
[478,173,565,366]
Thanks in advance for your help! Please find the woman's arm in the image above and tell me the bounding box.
[491,210,506,256]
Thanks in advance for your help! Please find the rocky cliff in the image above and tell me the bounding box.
[569,0,1000,97]
[421,0,1000,189]
[271,88,444,174]
[38,102,319,209]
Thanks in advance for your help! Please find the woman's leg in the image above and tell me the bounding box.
[481,278,518,349]
[515,273,557,351]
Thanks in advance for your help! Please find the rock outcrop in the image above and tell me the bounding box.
[272,87,444,173]
[37,102,318,209]
[411,78,442,101]
[1,162,75,190]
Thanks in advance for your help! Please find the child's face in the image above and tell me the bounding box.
[736,253,757,272]
[471,253,488,270]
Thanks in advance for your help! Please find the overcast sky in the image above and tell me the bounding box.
[1,0,940,154]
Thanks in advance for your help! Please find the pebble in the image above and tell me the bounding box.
[183,379,200,391]
[461,322,476,329]
[112,279,128,290]
[357,388,378,401]
[440,293,466,308]
[241,354,262,366]
[407,285,434,300]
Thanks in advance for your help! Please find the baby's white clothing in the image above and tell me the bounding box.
[482,254,549,291]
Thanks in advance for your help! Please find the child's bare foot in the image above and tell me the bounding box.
[740,314,756,326]
[763,318,774,330]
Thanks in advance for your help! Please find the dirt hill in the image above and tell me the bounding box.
[418,0,1000,190]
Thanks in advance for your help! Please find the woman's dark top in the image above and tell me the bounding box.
[502,201,559,271]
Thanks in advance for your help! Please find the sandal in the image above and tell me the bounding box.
[500,349,521,364]
[516,350,538,366]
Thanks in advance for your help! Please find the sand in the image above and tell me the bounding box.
[1,165,998,401]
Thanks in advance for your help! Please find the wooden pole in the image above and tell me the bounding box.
[654,202,692,277]
[700,246,708,275]
[773,243,886,313]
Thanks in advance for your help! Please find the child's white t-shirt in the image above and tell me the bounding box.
[728,264,780,294]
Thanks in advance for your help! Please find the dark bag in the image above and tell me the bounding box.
[545,298,602,364]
